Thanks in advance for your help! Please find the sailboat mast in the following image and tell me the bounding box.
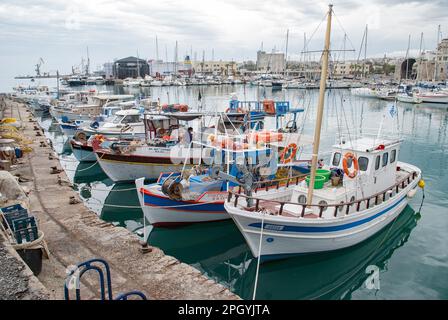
[417,32,424,82]
[433,25,441,82]
[405,35,411,80]
[362,25,368,79]
[306,4,333,206]
[285,29,289,77]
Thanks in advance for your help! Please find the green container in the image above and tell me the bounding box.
[305,175,326,189]
[316,169,331,182]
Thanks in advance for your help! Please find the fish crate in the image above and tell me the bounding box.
[12,216,38,245]
[1,203,29,230]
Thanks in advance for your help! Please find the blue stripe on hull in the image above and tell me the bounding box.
[248,195,407,233]
[143,193,224,212]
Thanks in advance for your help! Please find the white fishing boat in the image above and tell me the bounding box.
[396,93,422,104]
[94,112,205,182]
[224,5,424,261]
[415,91,448,104]
[50,94,134,121]
[350,87,377,98]
[81,109,146,139]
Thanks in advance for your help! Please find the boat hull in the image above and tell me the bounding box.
[136,179,229,227]
[70,141,96,162]
[225,166,421,260]
[96,150,195,182]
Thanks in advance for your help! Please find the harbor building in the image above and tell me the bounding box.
[149,56,193,77]
[398,39,448,81]
[332,61,370,78]
[192,60,237,76]
[256,51,285,73]
[103,62,114,80]
[113,56,150,79]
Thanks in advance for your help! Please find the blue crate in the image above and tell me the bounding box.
[13,216,38,244]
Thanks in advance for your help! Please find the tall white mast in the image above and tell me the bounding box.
[306,4,333,206]
[433,25,441,82]
[285,29,289,77]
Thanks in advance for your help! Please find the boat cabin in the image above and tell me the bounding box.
[291,137,402,215]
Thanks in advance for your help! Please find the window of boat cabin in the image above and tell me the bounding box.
[390,149,396,163]
[382,152,389,167]
[122,115,141,124]
[375,155,380,170]
[332,152,341,166]
[358,157,369,171]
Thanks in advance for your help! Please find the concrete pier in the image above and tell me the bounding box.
[1,98,240,300]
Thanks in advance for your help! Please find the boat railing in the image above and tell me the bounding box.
[228,171,418,218]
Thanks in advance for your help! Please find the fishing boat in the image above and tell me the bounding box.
[135,98,312,227]
[50,94,134,122]
[397,93,422,104]
[136,131,312,227]
[224,5,424,261]
[95,111,205,182]
[81,109,146,139]
[415,91,448,104]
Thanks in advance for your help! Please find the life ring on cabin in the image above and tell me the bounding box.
[342,152,359,179]
[280,143,298,163]
[179,104,188,112]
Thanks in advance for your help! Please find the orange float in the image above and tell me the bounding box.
[263,100,276,114]
[280,143,298,163]
[342,152,359,179]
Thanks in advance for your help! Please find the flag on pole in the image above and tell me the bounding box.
[389,104,397,118]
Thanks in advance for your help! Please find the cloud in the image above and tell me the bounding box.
[0,0,446,90]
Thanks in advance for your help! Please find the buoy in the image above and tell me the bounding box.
[418,179,425,189]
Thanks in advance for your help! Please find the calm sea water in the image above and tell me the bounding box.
[38,84,448,300]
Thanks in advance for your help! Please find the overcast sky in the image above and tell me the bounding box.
[0,0,447,90]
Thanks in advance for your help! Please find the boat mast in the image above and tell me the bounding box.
[306,4,333,206]
[285,29,289,77]
[417,32,423,83]
[362,25,368,79]
[405,34,411,81]
[433,25,441,82]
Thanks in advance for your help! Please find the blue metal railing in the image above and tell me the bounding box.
[64,258,147,300]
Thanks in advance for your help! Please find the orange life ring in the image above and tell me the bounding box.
[342,152,359,179]
[280,143,298,163]
[179,104,188,112]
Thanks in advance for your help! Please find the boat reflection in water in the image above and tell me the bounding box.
[147,205,419,300]
[100,182,145,231]
[73,162,112,186]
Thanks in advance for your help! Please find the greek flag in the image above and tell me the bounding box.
[389,105,397,118]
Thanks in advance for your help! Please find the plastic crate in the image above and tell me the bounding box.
[12,217,38,244]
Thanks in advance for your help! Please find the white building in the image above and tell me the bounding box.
[256,51,285,73]
[103,62,114,79]
[149,56,193,76]
[191,60,237,75]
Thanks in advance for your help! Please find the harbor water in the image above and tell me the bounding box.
[39,84,448,299]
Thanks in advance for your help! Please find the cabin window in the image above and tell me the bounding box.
[375,156,380,170]
[390,150,396,163]
[122,115,140,124]
[112,115,124,124]
[382,152,389,167]
[332,152,341,166]
[358,157,369,171]
[298,195,307,204]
